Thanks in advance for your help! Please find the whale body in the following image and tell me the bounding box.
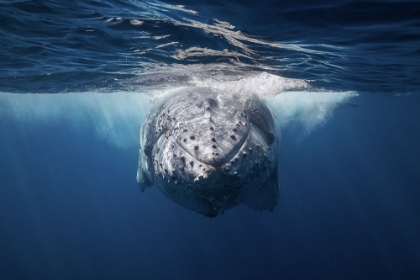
[137,90,280,217]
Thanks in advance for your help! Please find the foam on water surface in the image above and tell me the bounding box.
[0,66,357,147]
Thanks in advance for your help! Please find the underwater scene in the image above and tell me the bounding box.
[1,0,419,279]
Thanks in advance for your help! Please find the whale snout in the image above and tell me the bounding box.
[172,97,250,167]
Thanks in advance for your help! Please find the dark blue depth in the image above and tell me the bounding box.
[1,0,420,279]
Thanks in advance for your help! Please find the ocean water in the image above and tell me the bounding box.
[0,0,419,279]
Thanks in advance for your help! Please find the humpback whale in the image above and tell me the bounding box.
[137,90,280,217]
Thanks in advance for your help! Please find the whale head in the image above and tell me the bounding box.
[137,90,280,217]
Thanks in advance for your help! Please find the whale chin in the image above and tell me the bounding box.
[137,90,280,217]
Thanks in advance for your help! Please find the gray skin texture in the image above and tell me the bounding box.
[137,90,280,217]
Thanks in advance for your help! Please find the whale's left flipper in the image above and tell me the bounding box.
[136,149,154,192]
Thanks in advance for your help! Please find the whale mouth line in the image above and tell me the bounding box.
[169,126,251,168]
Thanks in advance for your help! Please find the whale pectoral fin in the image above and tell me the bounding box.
[244,176,280,212]
[136,148,154,192]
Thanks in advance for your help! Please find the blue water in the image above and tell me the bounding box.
[1,0,420,279]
